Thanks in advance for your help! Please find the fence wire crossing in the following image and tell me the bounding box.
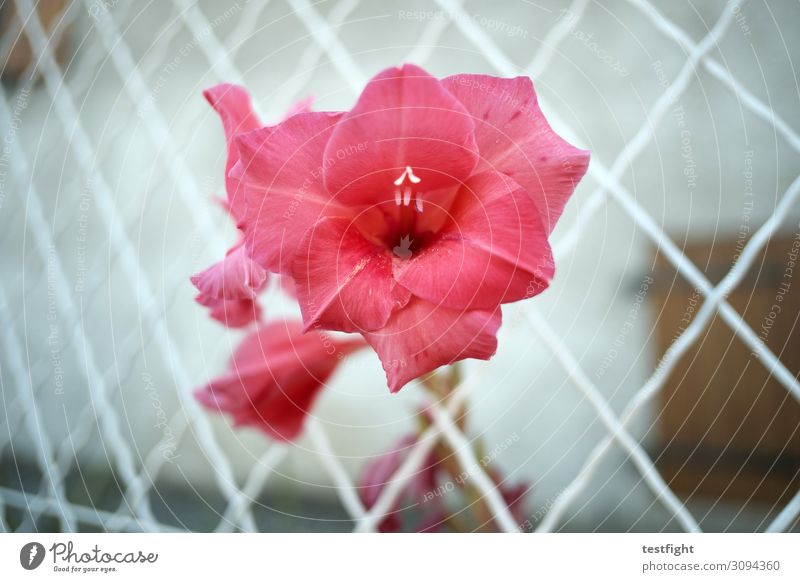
[0,0,798,534]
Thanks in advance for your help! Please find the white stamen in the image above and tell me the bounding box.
[394,165,422,186]
[394,166,423,209]
[403,186,412,206]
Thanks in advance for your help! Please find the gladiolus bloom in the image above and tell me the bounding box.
[232,64,589,390]
[195,320,364,441]
[358,435,442,532]
[358,433,531,532]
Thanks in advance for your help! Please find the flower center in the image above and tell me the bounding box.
[391,166,423,259]
[393,166,423,212]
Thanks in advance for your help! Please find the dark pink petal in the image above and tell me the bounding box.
[363,297,501,392]
[195,321,365,441]
[441,74,590,233]
[358,434,415,532]
[233,112,350,273]
[195,292,262,328]
[394,171,554,310]
[191,242,267,300]
[198,367,318,441]
[358,434,440,532]
[293,217,410,333]
[203,84,261,223]
[490,468,531,526]
[500,481,530,526]
[323,64,479,205]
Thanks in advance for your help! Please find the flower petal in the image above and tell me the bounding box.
[358,434,416,532]
[195,321,364,440]
[233,111,342,192]
[191,242,267,300]
[499,480,529,526]
[441,74,590,233]
[195,292,262,328]
[233,111,350,273]
[293,217,410,333]
[363,297,501,392]
[394,172,554,310]
[358,433,440,532]
[198,365,319,441]
[323,64,479,205]
[203,84,261,222]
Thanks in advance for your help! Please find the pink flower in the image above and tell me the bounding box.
[358,435,441,532]
[232,64,589,390]
[195,320,364,441]
[192,85,311,327]
[358,433,531,532]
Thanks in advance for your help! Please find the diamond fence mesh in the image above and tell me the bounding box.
[1,0,798,533]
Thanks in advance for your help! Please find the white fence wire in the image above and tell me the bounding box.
[0,0,798,533]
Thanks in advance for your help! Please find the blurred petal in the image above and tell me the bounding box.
[203,84,261,222]
[358,434,440,532]
[195,321,364,440]
[195,292,262,329]
[191,242,267,300]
